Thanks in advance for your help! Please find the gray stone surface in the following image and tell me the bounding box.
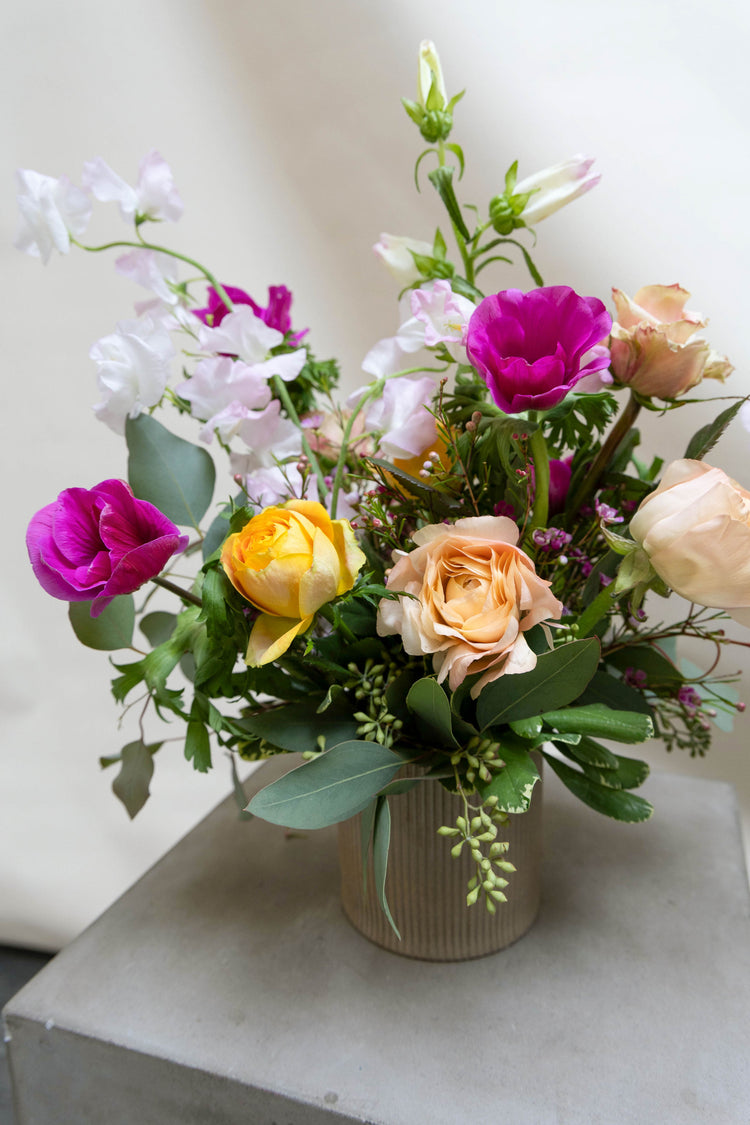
[4,759,750,1125]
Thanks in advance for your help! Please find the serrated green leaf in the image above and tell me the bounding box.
[68,596,135,651]
[185,720,212,772]
[561,736,619,769]
[373,796,401,939]
[574,753,650,791]
[247,741,406,829]
[477,639,600,730]
[112,740,159,819]
[540,704,653,744]
[543,753,653,822]
[126,413,215,529]
[406,677,459,749]
[477,742,540,813]
[683,399,745,461]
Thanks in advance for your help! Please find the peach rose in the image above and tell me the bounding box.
[221,500,366,665]
[609,284,733,399]
[629,459,750,626]
[377,516,563,697]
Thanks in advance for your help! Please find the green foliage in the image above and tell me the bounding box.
[126,413,215,528]
[233,698,359,755]
[540,704,653,744]
[545,392,618,457]
[108,740,160,819]
[406,678,460,750]
[476,638,600,730]
[543,753,653,822]
[247,741,407,829]
[477,741,541,813]
[373,796,400,939]
[69,596,135,651]
[428,166,470,240]
[684,399,746,461]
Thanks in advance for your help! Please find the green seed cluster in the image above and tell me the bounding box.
[451,735,505,787]
[438,795,516,913]
[347,659,403,749]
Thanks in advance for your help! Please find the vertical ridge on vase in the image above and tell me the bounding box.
[338,757,543,961]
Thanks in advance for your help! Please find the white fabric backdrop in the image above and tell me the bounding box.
[2,0,749,949]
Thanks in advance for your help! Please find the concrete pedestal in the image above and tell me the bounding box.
[4,759,750,1124]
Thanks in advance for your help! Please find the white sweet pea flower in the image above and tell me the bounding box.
[115,248,179,305]
[362,281,475,379]
[373,233,433,286]
[365,376,438,460]
[176,356,272,443]
[516,155,600,224]
[82,150,183,223]
[198,305,307,381]
[91,316,175,434]
[229,400,307,506]
[14,170,91,263]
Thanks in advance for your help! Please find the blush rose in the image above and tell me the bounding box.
[628,459,750,625]
[377,515,563,696]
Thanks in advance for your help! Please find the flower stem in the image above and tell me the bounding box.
[271,376,328,499]
[525,421,550,536]
[72,237,234,311]
[152,575,202,608]
[567,391,641,516]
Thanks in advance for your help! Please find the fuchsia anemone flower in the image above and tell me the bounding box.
[466,286,611,414]
[194,284,307,345]
[27,479,188,617]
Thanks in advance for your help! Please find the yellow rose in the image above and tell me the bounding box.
[628,459,750,626]
[376,516,563,698]
[221,500,366,665]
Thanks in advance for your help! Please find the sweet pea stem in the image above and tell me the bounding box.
[271,376,328,499]
[153,575,202,608]
[72,237,235,311]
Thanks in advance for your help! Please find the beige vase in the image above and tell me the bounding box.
[338,758,543,961]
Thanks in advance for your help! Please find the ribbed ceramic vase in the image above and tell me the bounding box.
[338,758,543,961]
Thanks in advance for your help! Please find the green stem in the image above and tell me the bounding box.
[575,583,618,638]
[330,381,382,519]
[72,237,235,311]
[152,575,202,609]
[525,421,550,536]
[271,376,328,499]
[438,141,474,285]
[567,391,641,516]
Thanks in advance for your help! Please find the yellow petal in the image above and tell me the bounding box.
[298,528,341,617]
[331,519,367,594]
[245,614,313,666]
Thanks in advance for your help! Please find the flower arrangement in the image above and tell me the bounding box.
[19,42,748,934]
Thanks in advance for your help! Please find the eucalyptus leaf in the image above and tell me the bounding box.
[543,753,653,822]
[139,611,177,648]
[373,796,401,940]
[236,699,358,754]
[112,740,159,819]
[477,639,600,730]
[126,413,215,528]
[247,742,407,829]
[69,596,135,651]
[359,798,378,894]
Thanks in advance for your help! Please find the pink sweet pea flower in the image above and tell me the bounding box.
[27,480,188,617]
[466,286,612,414]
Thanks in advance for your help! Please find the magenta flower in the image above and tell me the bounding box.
[548,456,573,515]
[194,284,307,344]
[466,286,612,413]
[27,480,188,617]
